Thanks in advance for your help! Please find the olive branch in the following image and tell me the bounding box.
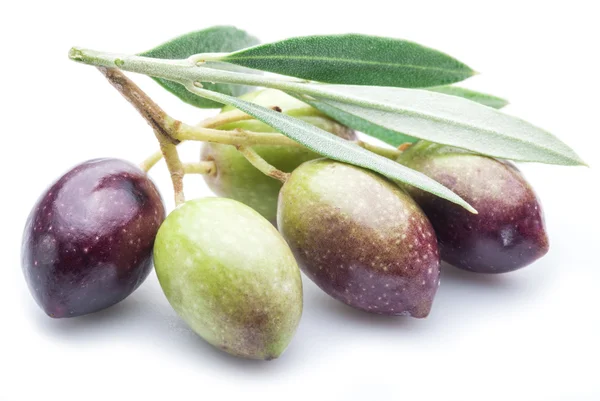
[69,28,585,212]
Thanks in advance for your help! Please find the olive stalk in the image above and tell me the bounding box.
[69,47,401,109]
[70,48,305,92]
[96,67,299,200]
[68,47,481,119]
[183,161,216,175]
[97,67,186,205]
[177,126,301,147]
[236,146,290,183]
[198,109,254,128]
[95,63,401,198]
[142,132,400,173]
[139,109,292,173]
[140,150,164,172]
[358,141,404,159]
[158,140,185,205]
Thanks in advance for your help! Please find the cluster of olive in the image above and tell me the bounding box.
[22,89,548,360]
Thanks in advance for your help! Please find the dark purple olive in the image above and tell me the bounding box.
[22,158,165,318]
[397,141,549,274]
[278,159,440,318]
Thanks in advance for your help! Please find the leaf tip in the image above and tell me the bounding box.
[457,200,478,214]
[444,193,477,214]
[565,152,588,167]
[446,192,478,214]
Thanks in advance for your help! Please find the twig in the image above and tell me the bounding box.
[97,67,186,205]
[140,150,164,172]
[358,141,403,159]
[177,126,302,147]
[158,139,185,205]
[236,146,290,183]
[198,109,254,129]
[183,161,216,175]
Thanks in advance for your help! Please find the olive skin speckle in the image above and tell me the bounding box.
[153,198,303,360]
[397,141,549,273]
[21,158,166,318]
[278,159,440,318]
[201,89,356,224]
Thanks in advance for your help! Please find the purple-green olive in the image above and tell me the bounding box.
[397,141,549,273]
[278,159,440,318]
[22,158,165,318]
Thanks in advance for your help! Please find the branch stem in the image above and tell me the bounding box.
[138,110,260,172]
[158,139,185,206]
[198,109,254,128]
[177,126,302,147]
[69,47,374,107]
[237,146,290,183]
[93,60,401,191]
[140,150,164,172]
[140,136,400,173]
[183,161,216,175]
[358,141,402,159]
[97,67,185,205]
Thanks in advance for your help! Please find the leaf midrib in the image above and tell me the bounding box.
[224,54,472,75]
[319,96,576,164]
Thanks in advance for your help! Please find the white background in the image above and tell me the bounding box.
[1,1,599,400]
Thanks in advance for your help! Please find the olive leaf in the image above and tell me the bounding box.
[296,86,509,146]
[218,34,475,88]
[139,26,259,108]
[298,96,419,146]
[427,86,509,109]
[293,85,584,165]
[185,85,476,213]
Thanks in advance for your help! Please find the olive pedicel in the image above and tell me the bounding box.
[278,160,440,317]
[397,141,549,273]
[22,158,165,318]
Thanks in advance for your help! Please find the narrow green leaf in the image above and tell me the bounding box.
[187,86,476,213]
[219,34,475,88]
[427,86,509,109]
[296,85,584,165]
[139,26,259,108]
[297,95,419,146]
[297,86,508,146]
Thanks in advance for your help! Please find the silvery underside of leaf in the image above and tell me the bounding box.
[291,84,584,166]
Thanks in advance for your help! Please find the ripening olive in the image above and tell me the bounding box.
[278,159,440,318]
[22,158,165,318]
[397,141,549,273]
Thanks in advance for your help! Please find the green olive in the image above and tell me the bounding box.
[153,197,303,359]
